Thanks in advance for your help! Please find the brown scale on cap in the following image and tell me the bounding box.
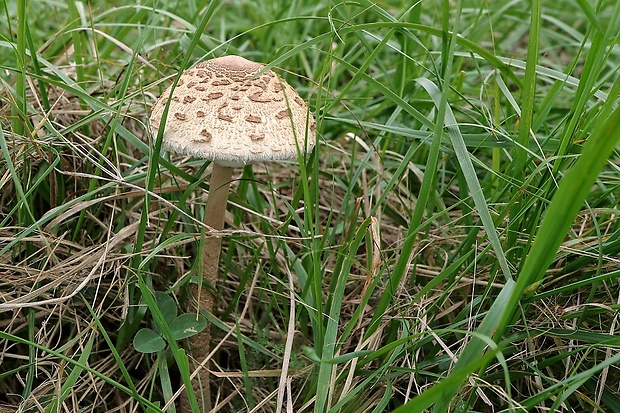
[245,115,262,124]
[199,129,212,141]
[149,55,316,167]
[217,102,234,123]
[253,80,267,90]
[212,79,232,86]
[207,92,224,100]
[248,91,272,103]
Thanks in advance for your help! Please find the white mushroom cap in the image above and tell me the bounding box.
[149,55,316,167]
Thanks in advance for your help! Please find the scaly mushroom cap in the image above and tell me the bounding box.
[149,55,316,167]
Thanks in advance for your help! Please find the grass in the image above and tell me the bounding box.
[1,0,620,412]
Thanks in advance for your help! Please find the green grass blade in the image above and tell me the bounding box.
[44,335,94,413]
[506,0,541,260]
[514,0,541,175]
[315,218,372,413]
[430,280,515,412]
[416,77,511,280]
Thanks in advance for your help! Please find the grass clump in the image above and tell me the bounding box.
[1,0,620,412]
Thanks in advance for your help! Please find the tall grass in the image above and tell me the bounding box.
[1,0,619,412]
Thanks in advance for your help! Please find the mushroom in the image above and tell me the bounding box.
[149,55,316,410]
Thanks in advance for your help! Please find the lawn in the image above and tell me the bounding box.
[1,0,620,412]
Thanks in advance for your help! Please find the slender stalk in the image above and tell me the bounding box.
[183,163,233,412]
[14,0,27,137]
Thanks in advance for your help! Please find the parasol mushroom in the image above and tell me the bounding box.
[149,55,316,411]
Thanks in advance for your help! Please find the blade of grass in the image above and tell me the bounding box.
[158,350,177,413]
[514,0,541,175]
[81,297,143,403]
[575,0,604,35]
[13,0,27,136]
[44,335,95,413]
[315,218,372,413]
[0,127,40,227]
[235,320,256,410]
[506,0,541,260]
[67,0,86,86]
[416,77,511,280]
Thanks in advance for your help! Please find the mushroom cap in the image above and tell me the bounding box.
[149,55,316,167]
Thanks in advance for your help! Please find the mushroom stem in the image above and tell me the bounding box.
[202,163,233,292]
[185,162,233,412]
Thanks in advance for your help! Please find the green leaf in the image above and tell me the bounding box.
[301,345,321,363]
[322,350,374,365]
[169,313,207,341]
[133,328,166,353]
[155,291,178,326]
